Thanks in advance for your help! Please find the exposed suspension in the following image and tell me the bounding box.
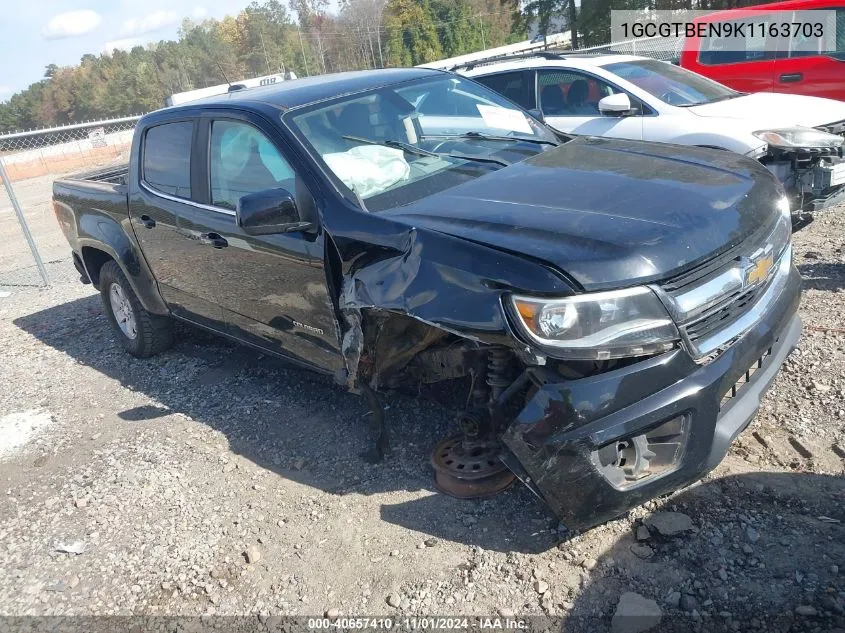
[486,347,513,401]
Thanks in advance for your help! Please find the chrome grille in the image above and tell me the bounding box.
[657,210,793,360]
[684,283,767,344]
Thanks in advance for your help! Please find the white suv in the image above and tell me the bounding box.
[459,53,845,216]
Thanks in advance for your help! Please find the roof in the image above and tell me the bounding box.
[694,0,833,21]
[165,68,443,112]
[460,53,651,76]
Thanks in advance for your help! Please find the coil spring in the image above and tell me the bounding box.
[486,347,512,399]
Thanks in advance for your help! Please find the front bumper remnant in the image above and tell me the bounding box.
[503,264,802,531]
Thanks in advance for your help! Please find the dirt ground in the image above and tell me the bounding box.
[0,200,843,632]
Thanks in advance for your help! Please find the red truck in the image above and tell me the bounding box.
[680,0,845,101]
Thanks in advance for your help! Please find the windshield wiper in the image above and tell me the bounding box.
[342,134,510,167]
[422,131,558,146]
[677,92,747,107]
[342,135,437,158]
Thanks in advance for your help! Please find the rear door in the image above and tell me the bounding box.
[536,69,644,139]
[130,119,223,328]
[773,7,845,99]
[183,113,343,372]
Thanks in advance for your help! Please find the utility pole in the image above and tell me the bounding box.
[298,27,310,76]
[259,30,272,74]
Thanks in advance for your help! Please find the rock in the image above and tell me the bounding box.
[804,251,821,259]
[718,568,728,581]
[325,608,341,618]
[424,538,438,548]
[742,544,754,555]
[292,459,305,470]
[745,527,760,543]
[679,594,698,612]
[643,512,693,536]
[386,593,401,608]
[665,592,681,609]
[390,550,400,557]
[497,607,516,618]
[832,564,839,575]
[611,592,662,633]
[581,558,598,570]
[45,581,69,592]
[813,381,831,393]
[243,545,262,564]
[533,580,549,594]
[74,497,88,509]
[795,605,817,616]
[68,575,80,589]
[630,544,654,560]
[55,541,86,555]
[636,525,651,541]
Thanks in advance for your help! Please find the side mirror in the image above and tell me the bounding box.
[236,188,314,235]
[527,108,546,123]
[598,93,633,117]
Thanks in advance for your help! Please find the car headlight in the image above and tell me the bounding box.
[752,127,844,150]
[509,287,679,360]
[777,195,791,222]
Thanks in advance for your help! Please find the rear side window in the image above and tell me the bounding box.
[698,17,775,65]
[473,72,533,109]
[143,122,193,199]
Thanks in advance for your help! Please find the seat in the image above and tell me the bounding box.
[566,80,598,115]
[540,85,568,116]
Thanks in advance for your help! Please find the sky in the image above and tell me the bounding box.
[0,0,291,101]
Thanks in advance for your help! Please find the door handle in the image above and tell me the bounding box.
[779,72,803,83]
[199,232,228,248]
[139,215,156,229]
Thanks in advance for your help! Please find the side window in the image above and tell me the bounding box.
[699,17,775,65]
[538,70,631,117]
[210,120,296,211]
[793,8,845,59]
[473,72,532,109]
[143,122,193,199]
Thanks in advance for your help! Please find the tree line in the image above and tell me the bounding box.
[0,0,767,133]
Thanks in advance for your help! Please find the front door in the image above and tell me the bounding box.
[537,70,644,140]
[130,119,223,327]
[187,115,343,372]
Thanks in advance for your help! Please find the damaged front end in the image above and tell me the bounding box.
[329,201,801,532]
[757,121,845,221]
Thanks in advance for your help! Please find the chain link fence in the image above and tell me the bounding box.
[559,34,685,62]
[0,116,141,289]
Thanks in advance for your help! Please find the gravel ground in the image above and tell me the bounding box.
[0,205,843,632]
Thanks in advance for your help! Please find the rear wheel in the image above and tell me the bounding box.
[99,260,174,358]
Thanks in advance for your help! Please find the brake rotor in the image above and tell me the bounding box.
[431,435,516,499]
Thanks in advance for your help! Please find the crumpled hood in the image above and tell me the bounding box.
[689,92,845,128]
[383,136,782,290]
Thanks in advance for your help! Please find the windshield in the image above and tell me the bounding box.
[286,75,558,211]
[605,59,738,106]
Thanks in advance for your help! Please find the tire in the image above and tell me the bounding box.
[99,260,174,358]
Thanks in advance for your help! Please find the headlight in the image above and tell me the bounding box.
[777,195,791,222]
[752,127,844,150]
[509,287,679,360]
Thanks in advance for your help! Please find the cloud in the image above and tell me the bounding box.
[0,86,12,101]
[193,6,208,19]
[120,10,180,36]
[102,37,146,53]
[42,10,103,39]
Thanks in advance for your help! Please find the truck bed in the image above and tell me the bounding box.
[64,164,129,186]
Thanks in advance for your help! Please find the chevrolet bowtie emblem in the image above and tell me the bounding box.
[745,254,774,286]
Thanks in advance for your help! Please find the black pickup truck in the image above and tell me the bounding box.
[53,68,801,531]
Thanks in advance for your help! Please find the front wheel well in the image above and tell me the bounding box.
[80,247,115,287]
